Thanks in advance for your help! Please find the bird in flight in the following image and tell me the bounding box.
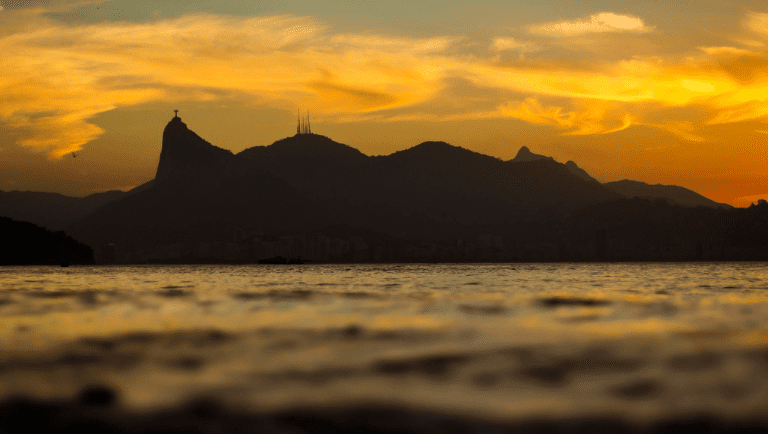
[72,152,78,158]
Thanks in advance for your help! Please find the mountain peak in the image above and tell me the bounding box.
[416,141,452,149]
[387,141,497,166]
[565,160,599,183]
[155,116,244,186]
[239,133,367,163]
[167,115,185,126]
[511,146,555,163]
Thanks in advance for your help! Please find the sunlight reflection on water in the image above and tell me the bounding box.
[0,262,767,424]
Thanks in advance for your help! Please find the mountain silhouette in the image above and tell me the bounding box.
[68,117,326,250]
[0,216,94,265]
[508,148,726,208]
[237,136,620,239]
[239,137,618,210]
[565,161,600,183]
[604,180,730,209]
[3,114,731,243]
[0,189,129,230]
[509,146,555,163]
[155,116,252,187]
[238,133,371,199]
[65,117,626,249]
[0,113,729,260]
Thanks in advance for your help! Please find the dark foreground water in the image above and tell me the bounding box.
[0,263,767,433]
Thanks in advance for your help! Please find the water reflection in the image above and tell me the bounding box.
[0,263,766,430]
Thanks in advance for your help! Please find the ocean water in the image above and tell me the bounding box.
[0,263,767,431]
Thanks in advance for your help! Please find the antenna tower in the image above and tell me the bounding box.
[295,107,313,135]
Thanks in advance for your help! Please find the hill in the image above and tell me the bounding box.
[565,161,600,183]
[509,146,554,163]
[56,115,747,262]
[0,216,94,265]
[238,136,620,239]
[68,117,327,251]
[68,117,625,251]
[0,189,128,230]
[604,180,730,209]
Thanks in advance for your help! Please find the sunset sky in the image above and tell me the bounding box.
[1,0,767,206]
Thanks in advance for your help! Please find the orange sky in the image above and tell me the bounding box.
[1,0,767,206]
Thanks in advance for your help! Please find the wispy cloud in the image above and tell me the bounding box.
[499,98,576,128]
[0,12,452,157]
[498,98,634,136]
[3,5,768,159]
[528,12,654,36]
[744,12,768,38]
[492,37,539,53]
[649,122,706,142]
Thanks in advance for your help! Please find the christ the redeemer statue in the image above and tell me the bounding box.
[174,110,179,118]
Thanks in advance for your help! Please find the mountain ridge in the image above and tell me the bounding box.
[509,146,554,163]
[67,117,624,249]
[1,116,732,249]
[604,179,731,209]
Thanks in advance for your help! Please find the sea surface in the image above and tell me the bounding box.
[0,263,767,432]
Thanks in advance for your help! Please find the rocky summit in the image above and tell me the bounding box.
[155,115,250,187]
[510,145,555,163]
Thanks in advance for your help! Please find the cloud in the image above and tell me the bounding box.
[528,12,654,36]
[745,12,768,38]
[649,122,705,142]
[498,98,634,136]
[0,13,452,157]
[3,8,768,158]
[492,37,539,53]
[329,34,457,53]
[499,98,576,127]
[708,101,768,125]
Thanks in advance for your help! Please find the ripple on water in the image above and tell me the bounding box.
[234,289,314,300]
[611,379,662,400]
[538,296,611,308]
[372,353,471,377]
[26,290,77,299]
[457,304,507,315]
[156,288,193,298]
[339,291,381,299]
[78,385,118,407]
[166,356,205,371]
[0,263,766,428]
[666,352,722,372]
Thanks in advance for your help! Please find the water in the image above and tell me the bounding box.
[0,263,767,430]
